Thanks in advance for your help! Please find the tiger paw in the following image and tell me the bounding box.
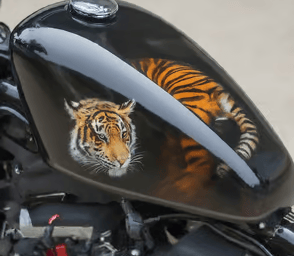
[216,163,231,178]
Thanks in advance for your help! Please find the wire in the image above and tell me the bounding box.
[221,225,274,256]
[205,224,267,256]
[143,214,274,256]
[144,214,199,224]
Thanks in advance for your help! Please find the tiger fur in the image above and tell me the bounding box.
[64,98,137,177]
[132,58,259,176]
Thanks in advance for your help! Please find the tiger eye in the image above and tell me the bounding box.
[98,134,107,142]
[122,131,127,138]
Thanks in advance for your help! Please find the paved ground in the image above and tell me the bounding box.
[1,0,294,157]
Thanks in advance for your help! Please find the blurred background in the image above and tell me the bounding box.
[0,0,294,157]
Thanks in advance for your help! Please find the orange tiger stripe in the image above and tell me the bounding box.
[133,58,259,180]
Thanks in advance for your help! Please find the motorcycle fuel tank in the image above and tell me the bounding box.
[10,0,294,222]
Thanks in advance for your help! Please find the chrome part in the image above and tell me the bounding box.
[97,241,118,256]
[272,225,294,254]
[100,230,111,241]
[0,80,19,100]
[14,164,22,175]
[131,249,140,256]
[283,206,294,224]
[0,106,28,124]
[259,222,266,229]
[69,0,118,19]
[95,230,118,256]
[34,192,66,201]
[19,209,32,227]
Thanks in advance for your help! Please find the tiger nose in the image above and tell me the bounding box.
[116,155,128,167]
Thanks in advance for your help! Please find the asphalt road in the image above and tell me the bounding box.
[1,0,294,158]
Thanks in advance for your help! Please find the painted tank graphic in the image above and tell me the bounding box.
[11,1,294,222]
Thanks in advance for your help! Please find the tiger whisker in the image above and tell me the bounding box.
[128,163,143,172]
[129,160,144,167]
[132,153,144,157]
[131,156,143,160]
[132,153,144,158]
[132,150,145,155]
[133,153,144,157]
[81,162,98,167]
[94,165,106,173]
[83,161,105,172]
[131,158,144,163]
[127,166,135,173]
[81,160,100,165]
[95,168,104,173]
[130,160,143,164]
[84,164,100,172]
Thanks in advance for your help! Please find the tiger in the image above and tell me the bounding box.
[132,58,259,177]
[64,98,138,177]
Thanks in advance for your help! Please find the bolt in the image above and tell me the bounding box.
[14,165,23,175]
[259,222,266,229]
[131,249,140,256]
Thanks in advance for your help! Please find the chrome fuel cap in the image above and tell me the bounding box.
[69,0,118,20]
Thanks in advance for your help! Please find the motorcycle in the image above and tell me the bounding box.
[0,0,294,255]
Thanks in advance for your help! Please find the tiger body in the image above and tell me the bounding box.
[132,58,259,176]
[64,58,258,181]
[65,98,137,177]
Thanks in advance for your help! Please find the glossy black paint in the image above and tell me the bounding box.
[0,132,119,209]
[0,80,23,114]
[9,1,294,222]
[0,23,11,79]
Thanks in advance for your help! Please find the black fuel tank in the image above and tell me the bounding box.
[10,1,294,222]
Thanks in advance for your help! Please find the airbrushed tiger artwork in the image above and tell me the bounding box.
[64,98,139,177]
[65,58,259,179]
[132,58,259,177]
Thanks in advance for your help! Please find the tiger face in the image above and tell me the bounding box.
[65,98,138,177]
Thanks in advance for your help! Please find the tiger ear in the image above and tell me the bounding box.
[64,99,80,119]
[118,99,136,115]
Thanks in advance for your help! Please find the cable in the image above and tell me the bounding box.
[221,225,274,256]
[205,224,267,256]
[144,214,199,224]
[143,214,273,256]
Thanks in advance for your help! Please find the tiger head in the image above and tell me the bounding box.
[65,98,138,177]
